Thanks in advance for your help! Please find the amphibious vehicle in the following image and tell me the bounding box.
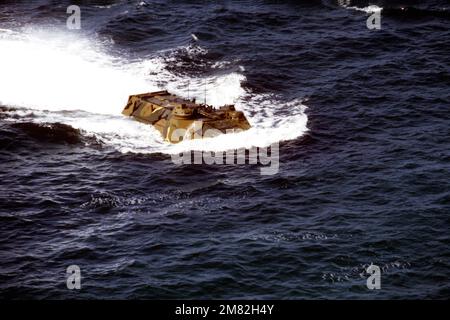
[122,90,251,143]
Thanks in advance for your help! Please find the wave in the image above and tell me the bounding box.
[342,4,383,14]
[0,26,308,154]
[339,1,449,19]
[11,122,84,145]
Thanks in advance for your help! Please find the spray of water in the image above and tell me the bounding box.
[0,27,308,154]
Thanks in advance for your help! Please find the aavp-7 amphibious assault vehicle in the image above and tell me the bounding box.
[122,90,251,143]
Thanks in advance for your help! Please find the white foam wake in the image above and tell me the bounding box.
[0,26,308,154]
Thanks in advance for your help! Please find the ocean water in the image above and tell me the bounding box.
[0,0,449,299]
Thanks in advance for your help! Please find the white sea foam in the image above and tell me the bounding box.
[0,27,308,154]
[344,5,383,14]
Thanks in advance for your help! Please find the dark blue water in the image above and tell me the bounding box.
[0,0,449,299]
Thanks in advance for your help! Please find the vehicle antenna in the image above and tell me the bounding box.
[204,79,207,105]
